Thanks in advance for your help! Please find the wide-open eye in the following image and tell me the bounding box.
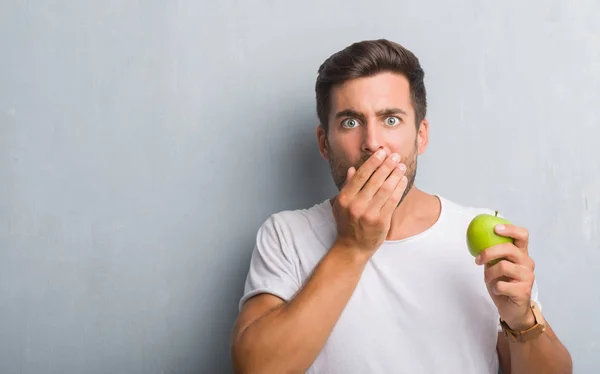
[385,116,401,127]
[342,118,360,129]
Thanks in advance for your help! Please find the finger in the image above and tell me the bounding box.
[380,174,408,218]
[342,166,356,188]
[484,260,532,285]
[476,243,529,266]
[343,150,387,197]
[356,153,403,201]
[491,280,533,301]
[494,224,529,251]
[367,165,406,212]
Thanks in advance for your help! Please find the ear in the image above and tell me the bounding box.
[416,118,429,155]
[316,124,329,160]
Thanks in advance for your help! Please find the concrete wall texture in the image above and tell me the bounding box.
[1,1,598,373]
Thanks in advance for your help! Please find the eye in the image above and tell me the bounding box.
[342,118,360,129]
[385,116,401,127]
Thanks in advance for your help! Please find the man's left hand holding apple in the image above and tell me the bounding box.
[474,223,572,374]
[475,223,536,331]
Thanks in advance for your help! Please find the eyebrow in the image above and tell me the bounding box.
[334,107,408,119]
[334,109,363,120]
[376,108,408,117]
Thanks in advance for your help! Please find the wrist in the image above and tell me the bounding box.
[504,307,536,331]
[330,239,372,267]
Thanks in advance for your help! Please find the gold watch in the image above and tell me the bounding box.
[500,300,546,343]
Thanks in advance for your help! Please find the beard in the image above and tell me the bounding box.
[327,140,418,206]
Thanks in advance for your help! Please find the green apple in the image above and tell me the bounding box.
[466,211,513,265]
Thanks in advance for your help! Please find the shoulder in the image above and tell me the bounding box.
[438,195,499,226]
[257,199,334,244]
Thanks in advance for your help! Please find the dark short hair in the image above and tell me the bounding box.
[315,39,427,132]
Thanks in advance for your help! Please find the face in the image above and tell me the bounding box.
[317,72,429,201]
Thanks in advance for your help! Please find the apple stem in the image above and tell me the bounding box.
[495,210,498,217]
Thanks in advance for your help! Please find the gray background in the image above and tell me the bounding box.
[1,1,598,373]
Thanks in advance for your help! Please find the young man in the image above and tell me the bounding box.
[230,39,572,373]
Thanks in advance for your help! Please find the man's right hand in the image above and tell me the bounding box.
[332,149,408,257]
[232,149,407,373]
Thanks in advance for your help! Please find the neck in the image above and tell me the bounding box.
[386,186,440,241]
[391,185,420,219]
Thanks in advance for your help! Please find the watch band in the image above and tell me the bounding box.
[500,300,546,343]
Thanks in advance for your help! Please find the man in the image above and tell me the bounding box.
[230,39,572,373]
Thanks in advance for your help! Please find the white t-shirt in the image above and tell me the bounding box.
[240,195,540,374]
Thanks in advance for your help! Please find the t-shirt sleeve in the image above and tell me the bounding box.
[239,214,301,311]
[497,279,542,332]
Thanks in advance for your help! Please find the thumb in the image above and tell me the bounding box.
[341,167,356,189]
[346,166,356,183]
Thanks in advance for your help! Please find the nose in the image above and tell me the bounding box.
[361,123,383,154]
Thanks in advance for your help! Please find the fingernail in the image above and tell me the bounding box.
[398,163,406,171]
[475,255,481,264]
[401,175,408,183]
[391,153,400,162]
[496,224,505,232]
[376,150,386,160]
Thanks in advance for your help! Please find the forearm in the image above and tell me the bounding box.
[234,243,368,373]
[509,322,572,374]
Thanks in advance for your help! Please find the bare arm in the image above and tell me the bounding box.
[231,149,407,373]
[231,242,368,373]
[497,321,572,374]
[478,225,572,374]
